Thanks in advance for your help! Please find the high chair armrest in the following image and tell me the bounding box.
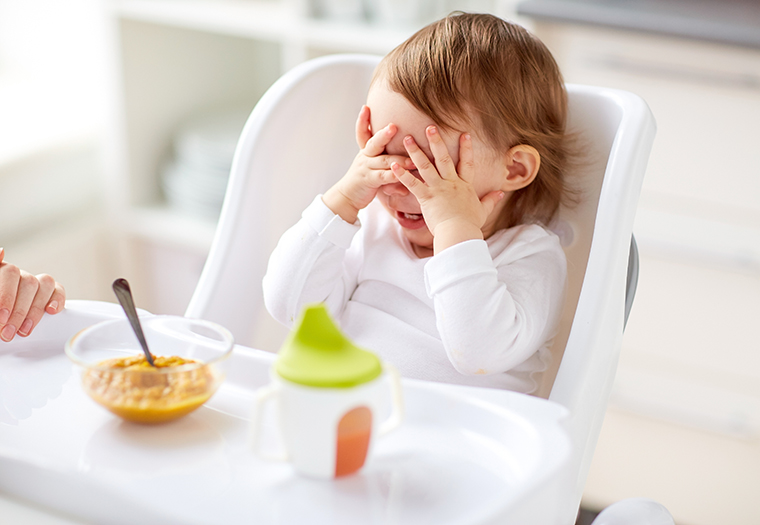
[591,498,675,525]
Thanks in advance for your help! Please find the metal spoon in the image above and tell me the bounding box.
[112,278,156,367]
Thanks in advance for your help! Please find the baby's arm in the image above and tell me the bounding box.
[264,106,413,326]
[322,105,414,224]
[424,230,566,376]
[263,196,363,327]
[0,248,66,342]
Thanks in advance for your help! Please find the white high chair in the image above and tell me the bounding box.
[184,54,671,524]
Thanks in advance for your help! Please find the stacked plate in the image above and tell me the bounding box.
[161,107,250,220]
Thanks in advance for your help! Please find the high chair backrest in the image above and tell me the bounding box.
[187,55,381,352]
[544,85,656,517]
[186,53,656,520]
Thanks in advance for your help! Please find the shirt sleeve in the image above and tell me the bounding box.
[423,230,566,376]
[262,195,363,327]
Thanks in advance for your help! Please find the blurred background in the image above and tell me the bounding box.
[1,0,759,523]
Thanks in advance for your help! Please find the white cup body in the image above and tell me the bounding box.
[275,374,386,478]
[251,365,403,479]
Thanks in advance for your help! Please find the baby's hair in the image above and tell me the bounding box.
[375,12,573,229]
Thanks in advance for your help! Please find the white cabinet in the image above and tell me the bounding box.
[538,23,760,223]
[534,20,760,430]
[532,20,760,525]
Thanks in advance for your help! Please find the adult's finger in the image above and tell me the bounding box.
[16,274,57,337]
[46,281,66,315]
[1,272,39,342]
[0,258,21,328]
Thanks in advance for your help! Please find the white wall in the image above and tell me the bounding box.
[0,0,113,302]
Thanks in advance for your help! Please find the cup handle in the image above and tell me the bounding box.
[249,383,289,462]
[379,363,404,436]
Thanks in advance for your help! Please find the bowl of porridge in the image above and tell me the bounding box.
[65,315,234,424]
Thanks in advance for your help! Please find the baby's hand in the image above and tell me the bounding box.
[322,105,414,224]
[391,126,504,254]
[0,248,65,342]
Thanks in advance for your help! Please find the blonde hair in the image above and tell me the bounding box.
[376,12,572,229]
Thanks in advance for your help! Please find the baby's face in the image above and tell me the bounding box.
[367,82,463,171]
[366,79,507,257]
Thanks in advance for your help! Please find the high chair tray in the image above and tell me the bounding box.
[0,303,571,525]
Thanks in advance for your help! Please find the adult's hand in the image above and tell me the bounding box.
[0,248,65,342]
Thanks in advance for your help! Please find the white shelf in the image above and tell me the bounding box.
[108,0,421,255]
[113,0,414,54]
[122,204,218,251]
[114,0,291,40]
[297,17,415,53]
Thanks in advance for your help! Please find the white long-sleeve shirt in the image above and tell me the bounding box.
[263,196,567,394]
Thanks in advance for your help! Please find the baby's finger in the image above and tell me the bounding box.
[457,133,476,182]
[426,126,457,179]
[355,105,372,149]
[1,271,38,342]
[403,135,437,184]
[16,274,59,337]
[391,162,426,197]
[481,190,506,218]
[363,123,398,157]
[365,154,415,172]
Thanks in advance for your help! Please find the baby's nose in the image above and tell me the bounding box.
[381,182,409,196]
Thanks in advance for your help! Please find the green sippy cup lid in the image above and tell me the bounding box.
[275,303,382,388]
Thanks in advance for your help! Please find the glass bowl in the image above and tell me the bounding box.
[65,315,234,424]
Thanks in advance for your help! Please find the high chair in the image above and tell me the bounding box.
[184,54,671,524]
[0,54,672,524]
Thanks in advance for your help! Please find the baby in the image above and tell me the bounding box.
[263,13,574,393]
[0,247,65,343]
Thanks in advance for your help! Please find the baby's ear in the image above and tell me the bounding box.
[503,145,541,191]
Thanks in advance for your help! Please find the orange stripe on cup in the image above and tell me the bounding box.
[335,406,372,477]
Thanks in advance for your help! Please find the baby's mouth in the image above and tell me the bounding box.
[395,210,427,230]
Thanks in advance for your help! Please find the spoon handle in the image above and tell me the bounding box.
[112,278,156,367]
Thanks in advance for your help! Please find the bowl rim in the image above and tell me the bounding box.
[64,315,235,374]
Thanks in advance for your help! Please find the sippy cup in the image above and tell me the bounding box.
[250,303,404,479]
